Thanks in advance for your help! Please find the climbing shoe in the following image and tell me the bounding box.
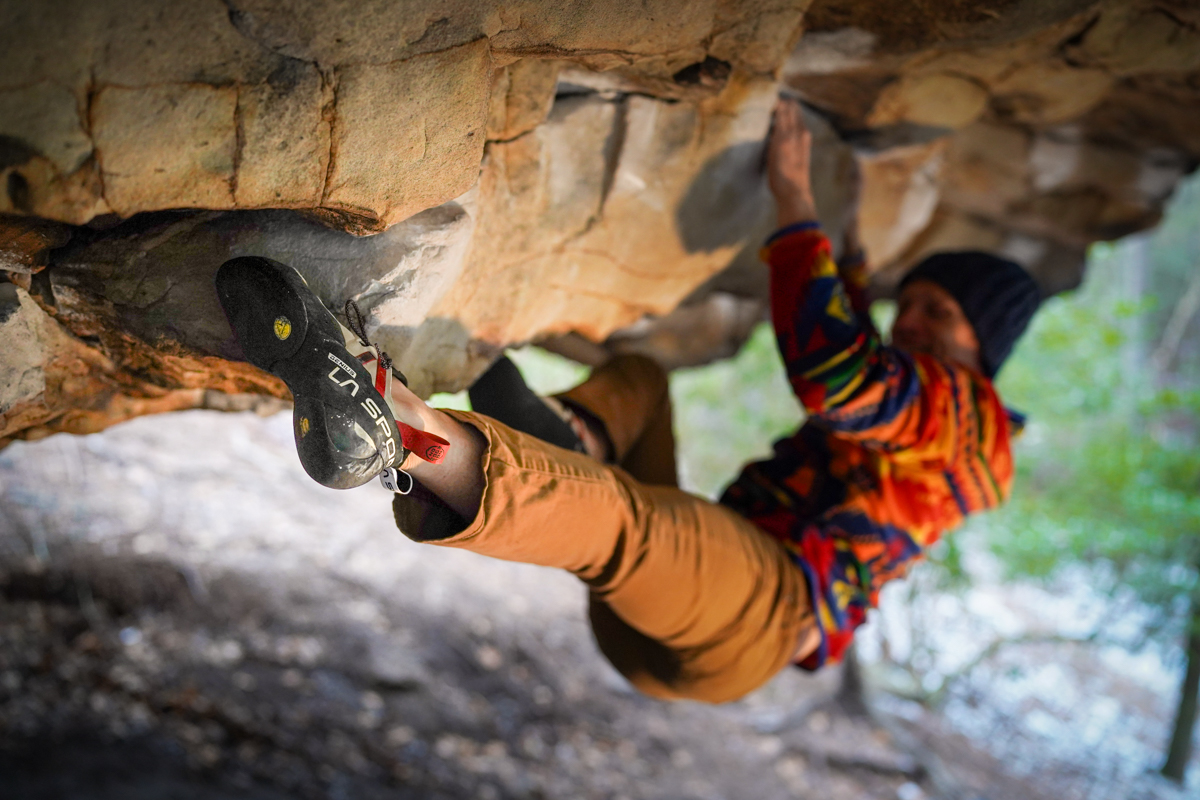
[215,256,448,490]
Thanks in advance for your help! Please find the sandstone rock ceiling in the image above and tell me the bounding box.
[1,0,1198,445]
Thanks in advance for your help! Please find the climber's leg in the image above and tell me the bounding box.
[395,405,816,703]
[468,355,586,454]
[466,352,676,486]
[555,353,730,692]
[556,353,678,488]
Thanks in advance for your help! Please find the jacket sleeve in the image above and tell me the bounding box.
[836,246,871,323]
[763,225,1018,671]
[767,223,941,456]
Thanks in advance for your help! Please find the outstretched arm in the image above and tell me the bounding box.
[764,100,935,454]
[766,97,820,231]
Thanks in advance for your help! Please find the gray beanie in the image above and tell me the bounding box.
[900,251,1042,378]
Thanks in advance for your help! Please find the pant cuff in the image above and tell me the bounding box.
[391,410,494,543]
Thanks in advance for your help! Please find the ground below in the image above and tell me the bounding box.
[0,409,1188,799]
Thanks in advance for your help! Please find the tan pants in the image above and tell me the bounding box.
[393,355,815,703]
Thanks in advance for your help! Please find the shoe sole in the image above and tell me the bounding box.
[215,256,404,489]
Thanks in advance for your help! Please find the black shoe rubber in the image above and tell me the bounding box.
[215,256,405,489]
[468,356,584,453]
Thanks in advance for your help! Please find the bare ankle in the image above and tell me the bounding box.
[564,409,611,462]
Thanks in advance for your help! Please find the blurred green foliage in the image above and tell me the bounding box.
[669,323,802,499]
[990,173,1200,643]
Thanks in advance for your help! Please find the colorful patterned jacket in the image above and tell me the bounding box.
[720,223,1020,670]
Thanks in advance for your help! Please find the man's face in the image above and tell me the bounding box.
[891,280,982,373]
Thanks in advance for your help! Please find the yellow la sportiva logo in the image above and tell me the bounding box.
[298,417,310,437]
[274,316,292,340]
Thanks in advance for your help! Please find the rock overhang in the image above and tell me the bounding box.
[1,0,1198,444]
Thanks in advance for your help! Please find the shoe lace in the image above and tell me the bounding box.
[344,300,447,473]
[345,299,402,383]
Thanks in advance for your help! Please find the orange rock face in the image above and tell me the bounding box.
[0,279,288,447]
[786,0,1199,293]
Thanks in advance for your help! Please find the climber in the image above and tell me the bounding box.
[215,97,1041,704]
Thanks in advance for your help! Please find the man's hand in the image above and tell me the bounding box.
[767,98,818,227]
